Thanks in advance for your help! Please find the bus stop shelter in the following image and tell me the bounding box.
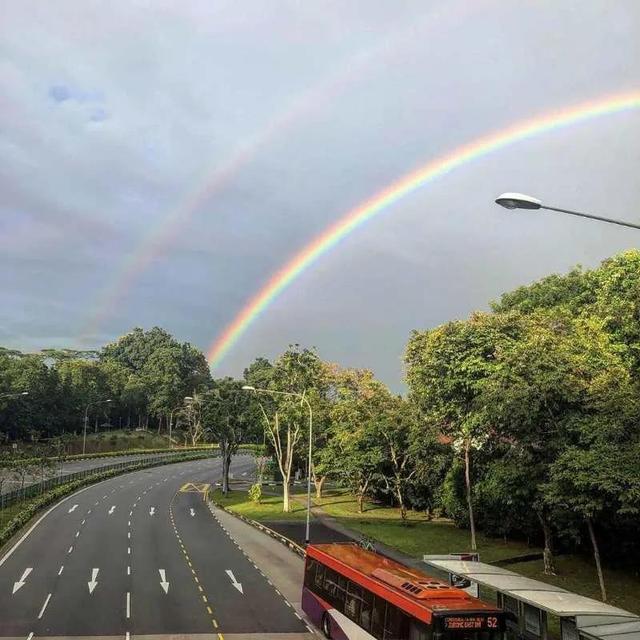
[422,558,640,640]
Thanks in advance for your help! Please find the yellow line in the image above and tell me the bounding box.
[202,595,208,603]
[198,585,204,592]
[207,606,213,614]
[212,618,218,628]
[194,576,199,583]
[218,633,224,640]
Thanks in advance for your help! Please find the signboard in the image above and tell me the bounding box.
[443,616,501,631]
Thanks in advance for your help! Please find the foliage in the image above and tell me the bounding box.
[248,482,262,503]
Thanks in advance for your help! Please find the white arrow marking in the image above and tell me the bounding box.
[149,507,155,516]
[190,508,195,517]
[225,569,244,594]
[159,569,169,594]
[108,505,116,515]
[88,568,99,594]
[68,504,78,513]
[12,567,32,594]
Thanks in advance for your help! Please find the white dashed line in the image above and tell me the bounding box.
[58,565,64,576]
[126,591,131,618]
[68,546,73,554]
[128,547,131,555]
[127,565,131,576]
[38,593,52,619]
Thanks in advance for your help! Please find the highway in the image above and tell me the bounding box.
[0,454,311,639]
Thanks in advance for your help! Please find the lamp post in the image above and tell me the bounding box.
[495,193,640,230]
[242,385,313,545]
[82,399,112,455]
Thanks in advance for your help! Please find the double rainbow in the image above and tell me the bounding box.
[207,91,640,367]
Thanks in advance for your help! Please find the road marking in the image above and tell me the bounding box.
[103,495,107,499]
[108,505,116,515]
[75,531,80,538]
[225,569,244,594]
[88,568,99,594]
[129,510,133,516]
[87,509,92,514]
[126,591,131,619]
[81,519,86,525]
[27,633,34,640]
[68,504,78,513]
[128,547,131,555]
[94,501,99,506]
[159,569,169,594]
[149,507,155,516]
[38,593,52,619]
[126,633,130,640]
[58,565,64,576]
[128,520,131,526]
[127,565,131,576]
[190,508,196,517]
[128,532,131,539]
[68,546,73,554]
[12,567,33,594]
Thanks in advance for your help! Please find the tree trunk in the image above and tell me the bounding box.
[282,480,290,512]
[157,415,162,435]
[357,492,364,513]
[221,444,232,495]
[587,517,607,602]
[314,475,326,499]
[537,511,556,575]
[464,440,477,550]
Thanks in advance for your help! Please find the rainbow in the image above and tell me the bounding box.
[207,90,640,368]
[79,0,488,342]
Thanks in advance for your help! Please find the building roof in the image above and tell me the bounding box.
[422,558,640,640]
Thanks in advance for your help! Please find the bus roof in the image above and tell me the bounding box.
[307,543,502,621]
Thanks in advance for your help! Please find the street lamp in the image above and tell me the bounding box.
[495,192,640,230]
[0,391,29,400]
[242,385,313,545]
[82,399,112,455]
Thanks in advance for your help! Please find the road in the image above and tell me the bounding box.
[0,454,312,639]
[0,451,189,497]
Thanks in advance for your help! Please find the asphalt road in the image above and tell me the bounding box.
[0,454,311,639]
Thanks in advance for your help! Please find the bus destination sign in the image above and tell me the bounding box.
[443,616,500,630]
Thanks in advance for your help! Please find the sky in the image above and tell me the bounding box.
[1,0,639,391]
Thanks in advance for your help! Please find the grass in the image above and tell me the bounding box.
[307,489,534,563]
[210,488,306,521]
[66,429,172,454]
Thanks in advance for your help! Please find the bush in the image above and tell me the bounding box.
[248,483,262,503]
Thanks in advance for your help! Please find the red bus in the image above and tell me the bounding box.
[303,543,505,640]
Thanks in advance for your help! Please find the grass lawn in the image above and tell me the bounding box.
[210,488,306,521]
[306,489,535,563]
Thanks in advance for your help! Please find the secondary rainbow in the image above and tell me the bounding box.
[207,90,640,368]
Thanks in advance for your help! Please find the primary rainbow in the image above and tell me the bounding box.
[207,90,640,367]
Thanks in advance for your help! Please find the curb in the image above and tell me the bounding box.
[210,499,306,559]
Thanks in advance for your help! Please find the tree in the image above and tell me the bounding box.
[406,312,520,548]
[201,378,254,494]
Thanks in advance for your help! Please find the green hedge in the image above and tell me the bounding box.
[0,450,216,549]
[4,443,260,467]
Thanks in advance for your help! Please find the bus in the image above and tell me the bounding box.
[303,543,505,640]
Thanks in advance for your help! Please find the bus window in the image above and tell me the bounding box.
[384,603,410,640]
[360,588,374,632]
[371,595,386,639]
[324,567,341,603]
[345,581,362,622]
[304,559,316,588]
[410,620,431,640]
[314,563,325,590]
